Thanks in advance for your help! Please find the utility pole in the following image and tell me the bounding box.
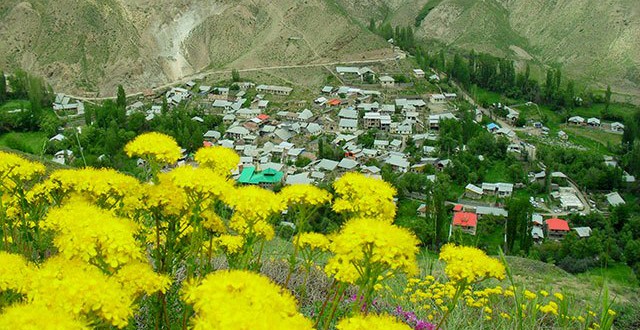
[75,128,87,167]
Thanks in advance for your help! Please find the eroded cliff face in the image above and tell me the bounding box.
[0,0,387,95]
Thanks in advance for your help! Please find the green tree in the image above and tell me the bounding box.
[368,18,376,31]
[0,70,6,103]
[604,85,612,112]
[116,85,126,109]
[232,69,241,82]
[506,196,532,254]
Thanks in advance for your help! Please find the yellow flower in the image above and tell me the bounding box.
[166,166,234,199]
[439,244,505,283]
[539,290,549,297]
[0,151,46,190]
[0,303,89,329]
[279,184,332,206]
[500,312,511,320]
[124,132,181,164]
[607,309,616,316]
[216,235,245,254]
[29,256,135,328]
[41,200,143,268]
[332,173,397,221]
[294,232,330,251]
[194,146,239,176]
[0,251,33,294]
[554,292,564,301]
[113,262,171,296]
[182,270,313,330]
[524,290,537,300]
[336,314,412,330]
[325,218,419,284]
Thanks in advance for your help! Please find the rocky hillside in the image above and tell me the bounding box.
[373,0,640,100]
[0,0,388,95]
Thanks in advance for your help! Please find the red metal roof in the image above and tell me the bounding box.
[257,114,270,120]
[453,204,463,212]
[453,212,477,227]
[545,218,570,231]
[328,99,341,106]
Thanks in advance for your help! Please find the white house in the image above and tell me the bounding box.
[611,122,625,132]
[587,117,601,126]
[412,69,425,78]
[339,119,358,132]
[568,116,585,125]
[379,75,395,87]
[255,85,293,96]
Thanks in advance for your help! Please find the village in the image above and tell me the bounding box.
[47,63,634,250]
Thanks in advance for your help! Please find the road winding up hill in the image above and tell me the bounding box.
[0,0,638,100]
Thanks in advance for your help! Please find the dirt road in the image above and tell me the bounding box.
[65,57,397,102]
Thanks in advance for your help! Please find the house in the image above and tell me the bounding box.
[476,206,508,219]
[605,192,625,207]
[384,154,410,173]
[482,182,514,197]
[315,159,339,172]
[53,150,73,165]
[339,119,358,132]
[297,109,314,122]
[337,158,358,171]
[568,116,585,125]
[379,75,395,87]
[255,85,293,96]
[226,126,250,140]
[429,94,446,103]
[380,104,395,115]
[531,226,544,242]
[49,134,66,142]
[338,108,358,120]
[412,69,425,78]
[452,212,478,235]
[587,117,601,126]
[285,173,314,185]
[212,99,233,110]
[486,123,500,133]
[237,167,284,189]
[305,123,322,136]
[417,203,427,217]
[573,227,592,238]
[428,74,440,82]
[557,130,568,140]
[257,100,269,109]
[506,108,519,122]
[374,140,389,150]
[545,218,570,240]
[464,183,483,199]
[396,121,412,135]
[321,86,334,94]
[611,122,625,132]
[444,93,457,100]
[335,66,376,81]
[363,112,391,130]
[203,130,221,142]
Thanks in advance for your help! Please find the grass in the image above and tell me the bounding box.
[579,263,639,289]
[484,161,509,182]
[0,100,30,112]
[0,131,48,155]
[562,125,621,149]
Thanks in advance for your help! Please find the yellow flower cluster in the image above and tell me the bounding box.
[279,184,332,207]
[332,173,397,221]
[165,166,233,199]
[194,146,240,177]
[42,200,142,268]
[216,235,245,254]
[114,262,172,296]
[294,232,330,251]
[336,314,412,330]
[0,303,89,330]
[31,168,143,210]
[124,132,181,164]
[224,186,286,240]
[325,217,419,284]
[439,244,505,283]
[141,179,188,216]
[0,253,168,328]
[182,270,313,330]
[0,151,46,189]
[0,251,32,294]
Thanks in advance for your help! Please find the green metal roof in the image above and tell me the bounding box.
[237,167,283,185]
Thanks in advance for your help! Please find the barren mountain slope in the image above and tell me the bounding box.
[0,0,389,95]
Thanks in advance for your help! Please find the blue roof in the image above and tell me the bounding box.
[486,123,500,130]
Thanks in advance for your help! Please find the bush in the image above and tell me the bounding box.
[557,256,599,274]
